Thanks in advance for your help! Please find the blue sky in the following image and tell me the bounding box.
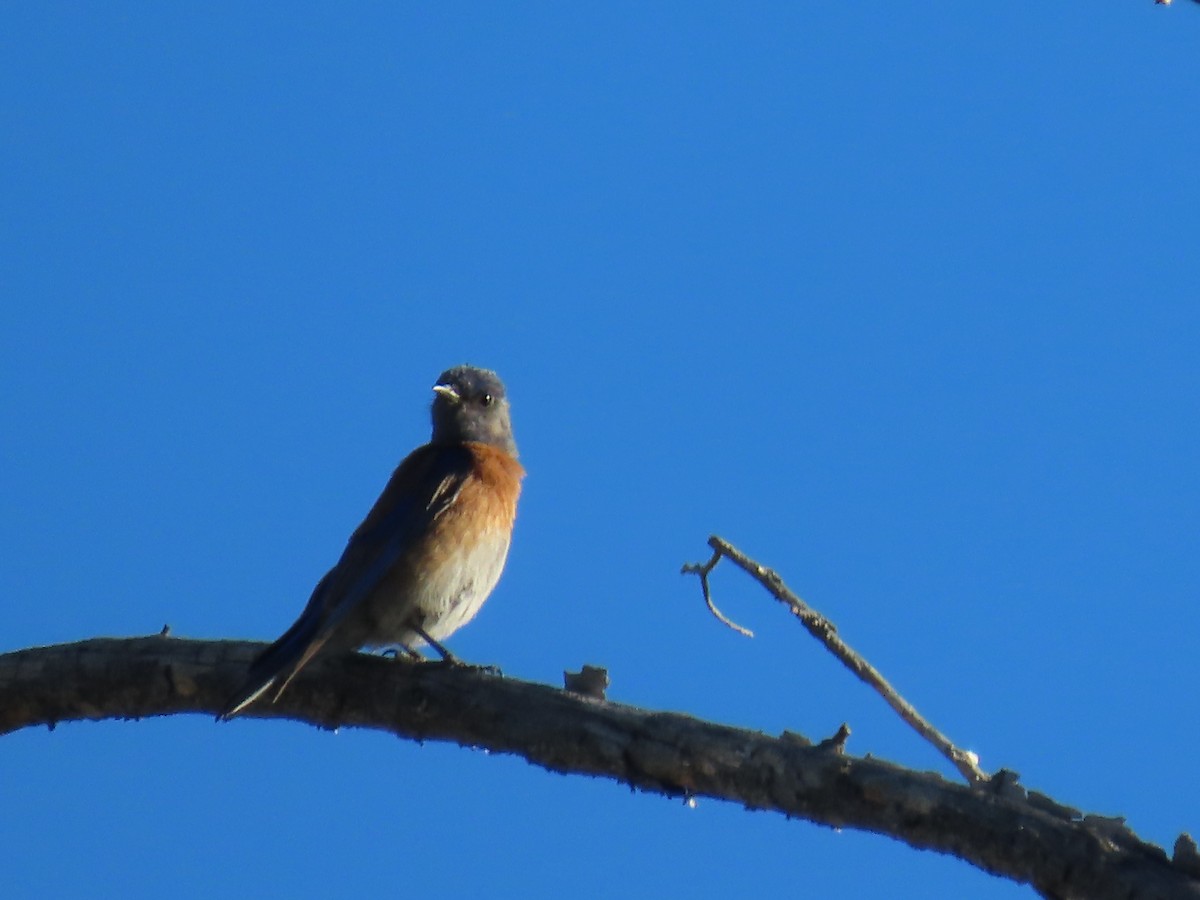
[2,4,1197,897]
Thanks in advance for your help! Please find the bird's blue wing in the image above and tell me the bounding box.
[313,443,474,638]
[220,444,473,718]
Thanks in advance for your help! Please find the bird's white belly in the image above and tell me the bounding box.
[363,523,512,649]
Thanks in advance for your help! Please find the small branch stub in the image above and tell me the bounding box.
[1173,834,1200,878]
[564,665,610,701]
[817,722,851,754]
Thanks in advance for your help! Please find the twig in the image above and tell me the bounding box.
[680,549,754,638]
[683,535,988,786]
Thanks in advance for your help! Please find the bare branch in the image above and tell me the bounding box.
[10,542,1174,894]
[681,548,754,637]
[684,535,988,785]
[2,636,1197,898]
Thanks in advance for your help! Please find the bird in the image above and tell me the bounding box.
[221,364,524,719]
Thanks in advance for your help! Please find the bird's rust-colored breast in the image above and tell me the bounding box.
[461,441,524,530]
[406,441,523,603]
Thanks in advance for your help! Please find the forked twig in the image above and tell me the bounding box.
[680,548,754,638]
[683,535,988,786]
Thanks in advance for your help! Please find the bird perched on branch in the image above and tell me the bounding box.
[222,365,524,719]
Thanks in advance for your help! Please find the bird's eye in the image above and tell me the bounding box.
[480,393,494,407]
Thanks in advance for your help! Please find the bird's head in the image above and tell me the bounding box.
[430,365,518,457]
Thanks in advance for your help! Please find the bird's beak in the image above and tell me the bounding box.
[432,383,460,402]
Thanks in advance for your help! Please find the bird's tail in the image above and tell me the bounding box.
[220,597,328,720]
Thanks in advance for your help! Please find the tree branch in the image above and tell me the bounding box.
[684,535,987,785]
[1,636,1197,898]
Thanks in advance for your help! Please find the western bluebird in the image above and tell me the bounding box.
[221,365,523,719]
